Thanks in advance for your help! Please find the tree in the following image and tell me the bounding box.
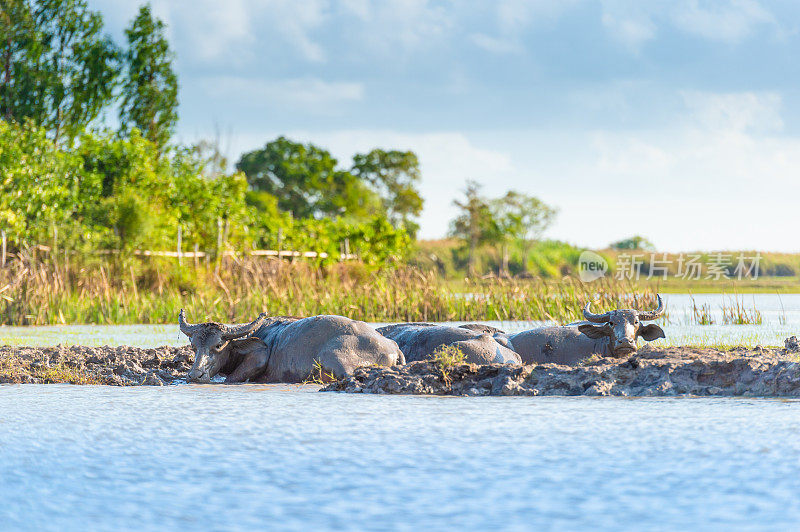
[610,235,655,251]
[351,149,424,237]
[494,191,557,274]
[449,180,495,277]
[119,4,178,150]
[236,136,381,220]
[0,0,119,144]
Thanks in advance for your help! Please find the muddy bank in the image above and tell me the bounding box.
[323,346,800,397]
[0,345,193,385]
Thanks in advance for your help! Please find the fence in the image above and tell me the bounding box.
[0,229,358,267]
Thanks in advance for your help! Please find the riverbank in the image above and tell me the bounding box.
[0,345,193,385]
[324,343,800,397]
[3,343,800,396]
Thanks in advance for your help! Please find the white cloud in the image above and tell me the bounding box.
[601,10,656,51]
[681,91,783,133]
[671,0,775,43]
[202,77,364,108]
[339,0,452,57]
[470,33,522,54]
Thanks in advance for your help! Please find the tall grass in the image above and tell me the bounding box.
[0,248,660,326]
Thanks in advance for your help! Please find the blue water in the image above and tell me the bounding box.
[2,293,800,348]
[1,385,799,531]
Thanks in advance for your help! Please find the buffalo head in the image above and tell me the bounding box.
[179,309,267,382]
[578,295,666,357]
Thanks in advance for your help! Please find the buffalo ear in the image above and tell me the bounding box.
[578,323,610,339]
[638,324,666,341]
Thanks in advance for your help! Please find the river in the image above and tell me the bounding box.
[1,385,799,530]
[2,293,800,530]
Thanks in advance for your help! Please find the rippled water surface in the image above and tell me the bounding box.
[1,385,799,530]
[2,293,800,347]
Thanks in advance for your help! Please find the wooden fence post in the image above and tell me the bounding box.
[215,218,223,275]
[177,225,183,265]
[194,243,200,268]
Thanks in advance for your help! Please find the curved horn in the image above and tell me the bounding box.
[583,300,611,323]
[178,309,202,337]
[221,312,268,339]
[638,294,665,321]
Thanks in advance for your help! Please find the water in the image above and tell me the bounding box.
[0,385,798,531]
[1,293,799,348]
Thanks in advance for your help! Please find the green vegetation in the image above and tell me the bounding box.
[431,345,467,369]
[0,250,660,325]
[431,344,467,387]
[0,2,413,265]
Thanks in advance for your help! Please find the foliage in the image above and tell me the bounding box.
[491,191,557,273]
[0,118,86,246]
[0,0,119,144]
[0,253,661,326]
[431,344,466,368]
[236,136,382,220]
[0,120,408,263]
[351,149,424,236]
[610,235,655,251]
[449,181,496,276]
[119,4,178,150]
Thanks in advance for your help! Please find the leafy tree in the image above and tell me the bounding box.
[351,149,423,237]
[0,0,41,122]
[610,235,655,251]
[236,136,381,220]
[449,180,495,277]
[493,191,557,274]
[0,119,86,246]
[119,4,178,150]
[0,0,119,144]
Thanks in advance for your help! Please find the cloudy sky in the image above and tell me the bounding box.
[90,0,800,251]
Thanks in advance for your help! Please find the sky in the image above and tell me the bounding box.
[89,0,800,252]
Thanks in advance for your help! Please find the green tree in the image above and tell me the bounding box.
[449,180,495,277]
[236,136,381,220]
[493,191,557,274]
[351,149,424,237]
[610,235,655,251]
[0,0,119,144]
[119,4,178,150]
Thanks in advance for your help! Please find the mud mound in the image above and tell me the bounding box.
[0,345,194,386]
[323,346,800,397]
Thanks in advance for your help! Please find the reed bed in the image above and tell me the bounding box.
[0,250,659,326]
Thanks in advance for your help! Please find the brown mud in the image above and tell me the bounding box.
[4,343,800,396]
[0,345,193,386]
[323,345,800,397]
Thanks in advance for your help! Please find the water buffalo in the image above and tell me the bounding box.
[179,310,405,383]
[376,323,522,364]
[509,295,667,365]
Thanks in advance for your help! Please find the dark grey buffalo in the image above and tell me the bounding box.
[376,323,522,364]
[509,295,667,365]
[180,310,405,383]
